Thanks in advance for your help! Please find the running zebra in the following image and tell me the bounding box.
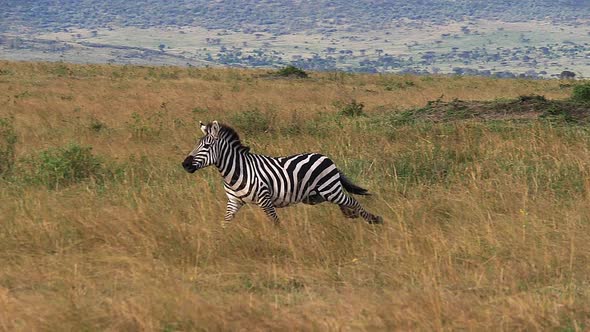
[182,121,383,225]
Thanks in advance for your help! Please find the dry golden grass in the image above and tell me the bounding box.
[0,60,588,331]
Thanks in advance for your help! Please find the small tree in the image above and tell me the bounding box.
[275,65,308,78]
[560,70,576,79]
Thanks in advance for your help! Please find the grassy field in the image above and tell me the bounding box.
[0,60,589,331]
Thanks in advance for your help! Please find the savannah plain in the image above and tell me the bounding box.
[0,60,589,330]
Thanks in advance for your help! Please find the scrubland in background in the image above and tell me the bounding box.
[0,61,589,331]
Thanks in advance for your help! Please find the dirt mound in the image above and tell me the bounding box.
[394,95,590,124]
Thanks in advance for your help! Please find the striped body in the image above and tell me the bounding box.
[182,121,382,225]
[223,153,340,207]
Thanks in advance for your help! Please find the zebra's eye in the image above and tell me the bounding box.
[203,143,211,148]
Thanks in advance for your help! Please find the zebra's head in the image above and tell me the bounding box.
[182,121,222,173]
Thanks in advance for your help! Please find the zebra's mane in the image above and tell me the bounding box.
[212,122,251,153]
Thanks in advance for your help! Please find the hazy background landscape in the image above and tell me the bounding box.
[1,0,589,77]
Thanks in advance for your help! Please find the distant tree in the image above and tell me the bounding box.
[560,70,576,79]
[275,65,308,78]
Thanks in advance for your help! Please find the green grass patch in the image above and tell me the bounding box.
[0,116,17,178]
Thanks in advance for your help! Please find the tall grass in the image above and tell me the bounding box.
[0,60,588,331]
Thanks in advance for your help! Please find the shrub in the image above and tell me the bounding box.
[339,100,366,117]
[572,82,590,102]
[275,65,308,78]
[24,144,107,189]
[0,116,17,178]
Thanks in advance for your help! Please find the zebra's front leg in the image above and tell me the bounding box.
[256,193,279,225]
[222,198,244,228]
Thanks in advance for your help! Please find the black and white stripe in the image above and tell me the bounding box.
[182,121,382,225]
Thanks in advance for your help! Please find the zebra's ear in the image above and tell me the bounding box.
[210,120,221,138]
[200,121,207,135]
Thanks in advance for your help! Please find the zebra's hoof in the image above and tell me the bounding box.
[221,220,231,228]
[370,216,383,224]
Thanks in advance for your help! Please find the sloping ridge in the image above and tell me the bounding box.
[398,95,590,124]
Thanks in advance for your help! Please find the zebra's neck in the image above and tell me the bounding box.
[215,139,252,186]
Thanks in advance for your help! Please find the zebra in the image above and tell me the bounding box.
[182,121,383,225]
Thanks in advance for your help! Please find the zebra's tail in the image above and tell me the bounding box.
[339,172,370,195]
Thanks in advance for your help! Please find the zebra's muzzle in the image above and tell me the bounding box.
[182,156,200,173]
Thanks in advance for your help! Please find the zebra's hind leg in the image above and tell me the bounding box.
[322,189,382,224]
[343,198,382,224]
[339,205,360,219]
[342,198,382,224]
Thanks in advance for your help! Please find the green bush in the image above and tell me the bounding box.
[275,65,308,78]
[572,82,590,102]
[24,144,107,189]
[0,116,17,178]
